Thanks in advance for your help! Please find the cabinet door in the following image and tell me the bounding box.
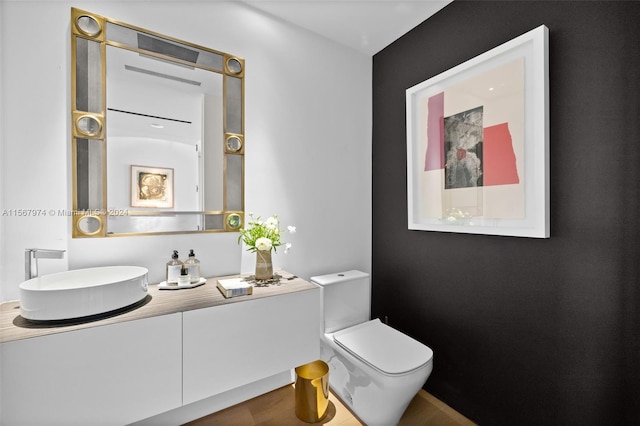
[0,313,182,426]
[183,289,320,405]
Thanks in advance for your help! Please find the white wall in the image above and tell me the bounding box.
[0,1,372,301]
[0,0,5,301]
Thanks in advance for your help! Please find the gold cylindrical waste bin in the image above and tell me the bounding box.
[294,360,330,422]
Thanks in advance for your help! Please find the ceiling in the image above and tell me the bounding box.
[241,0,453,55]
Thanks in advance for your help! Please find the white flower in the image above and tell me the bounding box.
[284,243,292,254]
[287,226,296,233]
[255,237,273,251]
[266,217,278,225]
[265,217,277,230]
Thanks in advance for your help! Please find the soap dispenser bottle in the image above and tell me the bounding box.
[177,266,191,286]
[184,249,201,283]
[166,250,183,285]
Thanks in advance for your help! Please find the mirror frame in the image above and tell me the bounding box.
[70,8,244,237]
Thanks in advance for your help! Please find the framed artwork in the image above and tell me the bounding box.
[131,165,174,208]
[406,25,549,238]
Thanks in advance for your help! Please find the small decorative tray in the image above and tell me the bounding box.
[158,277,206,290]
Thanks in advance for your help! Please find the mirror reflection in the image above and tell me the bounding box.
[106,46,223,214]
[71,8,244,237]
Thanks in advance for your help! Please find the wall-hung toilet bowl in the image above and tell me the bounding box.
[311,271,434,426]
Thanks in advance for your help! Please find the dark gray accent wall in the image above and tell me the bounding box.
[371,1,640,425]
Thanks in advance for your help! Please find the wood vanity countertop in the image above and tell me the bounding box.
[0,271,317,344]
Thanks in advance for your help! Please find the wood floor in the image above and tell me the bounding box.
[185,385,476,426]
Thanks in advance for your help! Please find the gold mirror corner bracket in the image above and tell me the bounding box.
[225,133,244,154]
[225,212,243,231]
[224,55,245,77]
[72,111,104,139]
[73,213,105,238]
[71,8,106,41]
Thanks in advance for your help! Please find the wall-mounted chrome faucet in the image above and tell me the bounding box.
[25,249,66,280]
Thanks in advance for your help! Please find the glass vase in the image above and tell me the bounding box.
[255,249,273,280]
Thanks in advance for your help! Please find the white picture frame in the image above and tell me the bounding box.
[406,25,549,238]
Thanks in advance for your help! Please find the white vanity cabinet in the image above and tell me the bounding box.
[0,313,182,426]
[0,275,320,425]
[182,288,320,405]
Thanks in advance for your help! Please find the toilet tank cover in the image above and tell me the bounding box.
[333,319,433,375]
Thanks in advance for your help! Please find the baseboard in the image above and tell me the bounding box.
[130,370,294,426]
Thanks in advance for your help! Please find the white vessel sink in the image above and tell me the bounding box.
[19,266,149,321]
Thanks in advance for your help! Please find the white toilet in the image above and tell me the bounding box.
[310,270,433,426]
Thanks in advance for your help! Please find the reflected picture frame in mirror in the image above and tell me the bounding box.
[70,8,244,237]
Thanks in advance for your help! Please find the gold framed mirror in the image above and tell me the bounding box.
[71,8,244,237]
